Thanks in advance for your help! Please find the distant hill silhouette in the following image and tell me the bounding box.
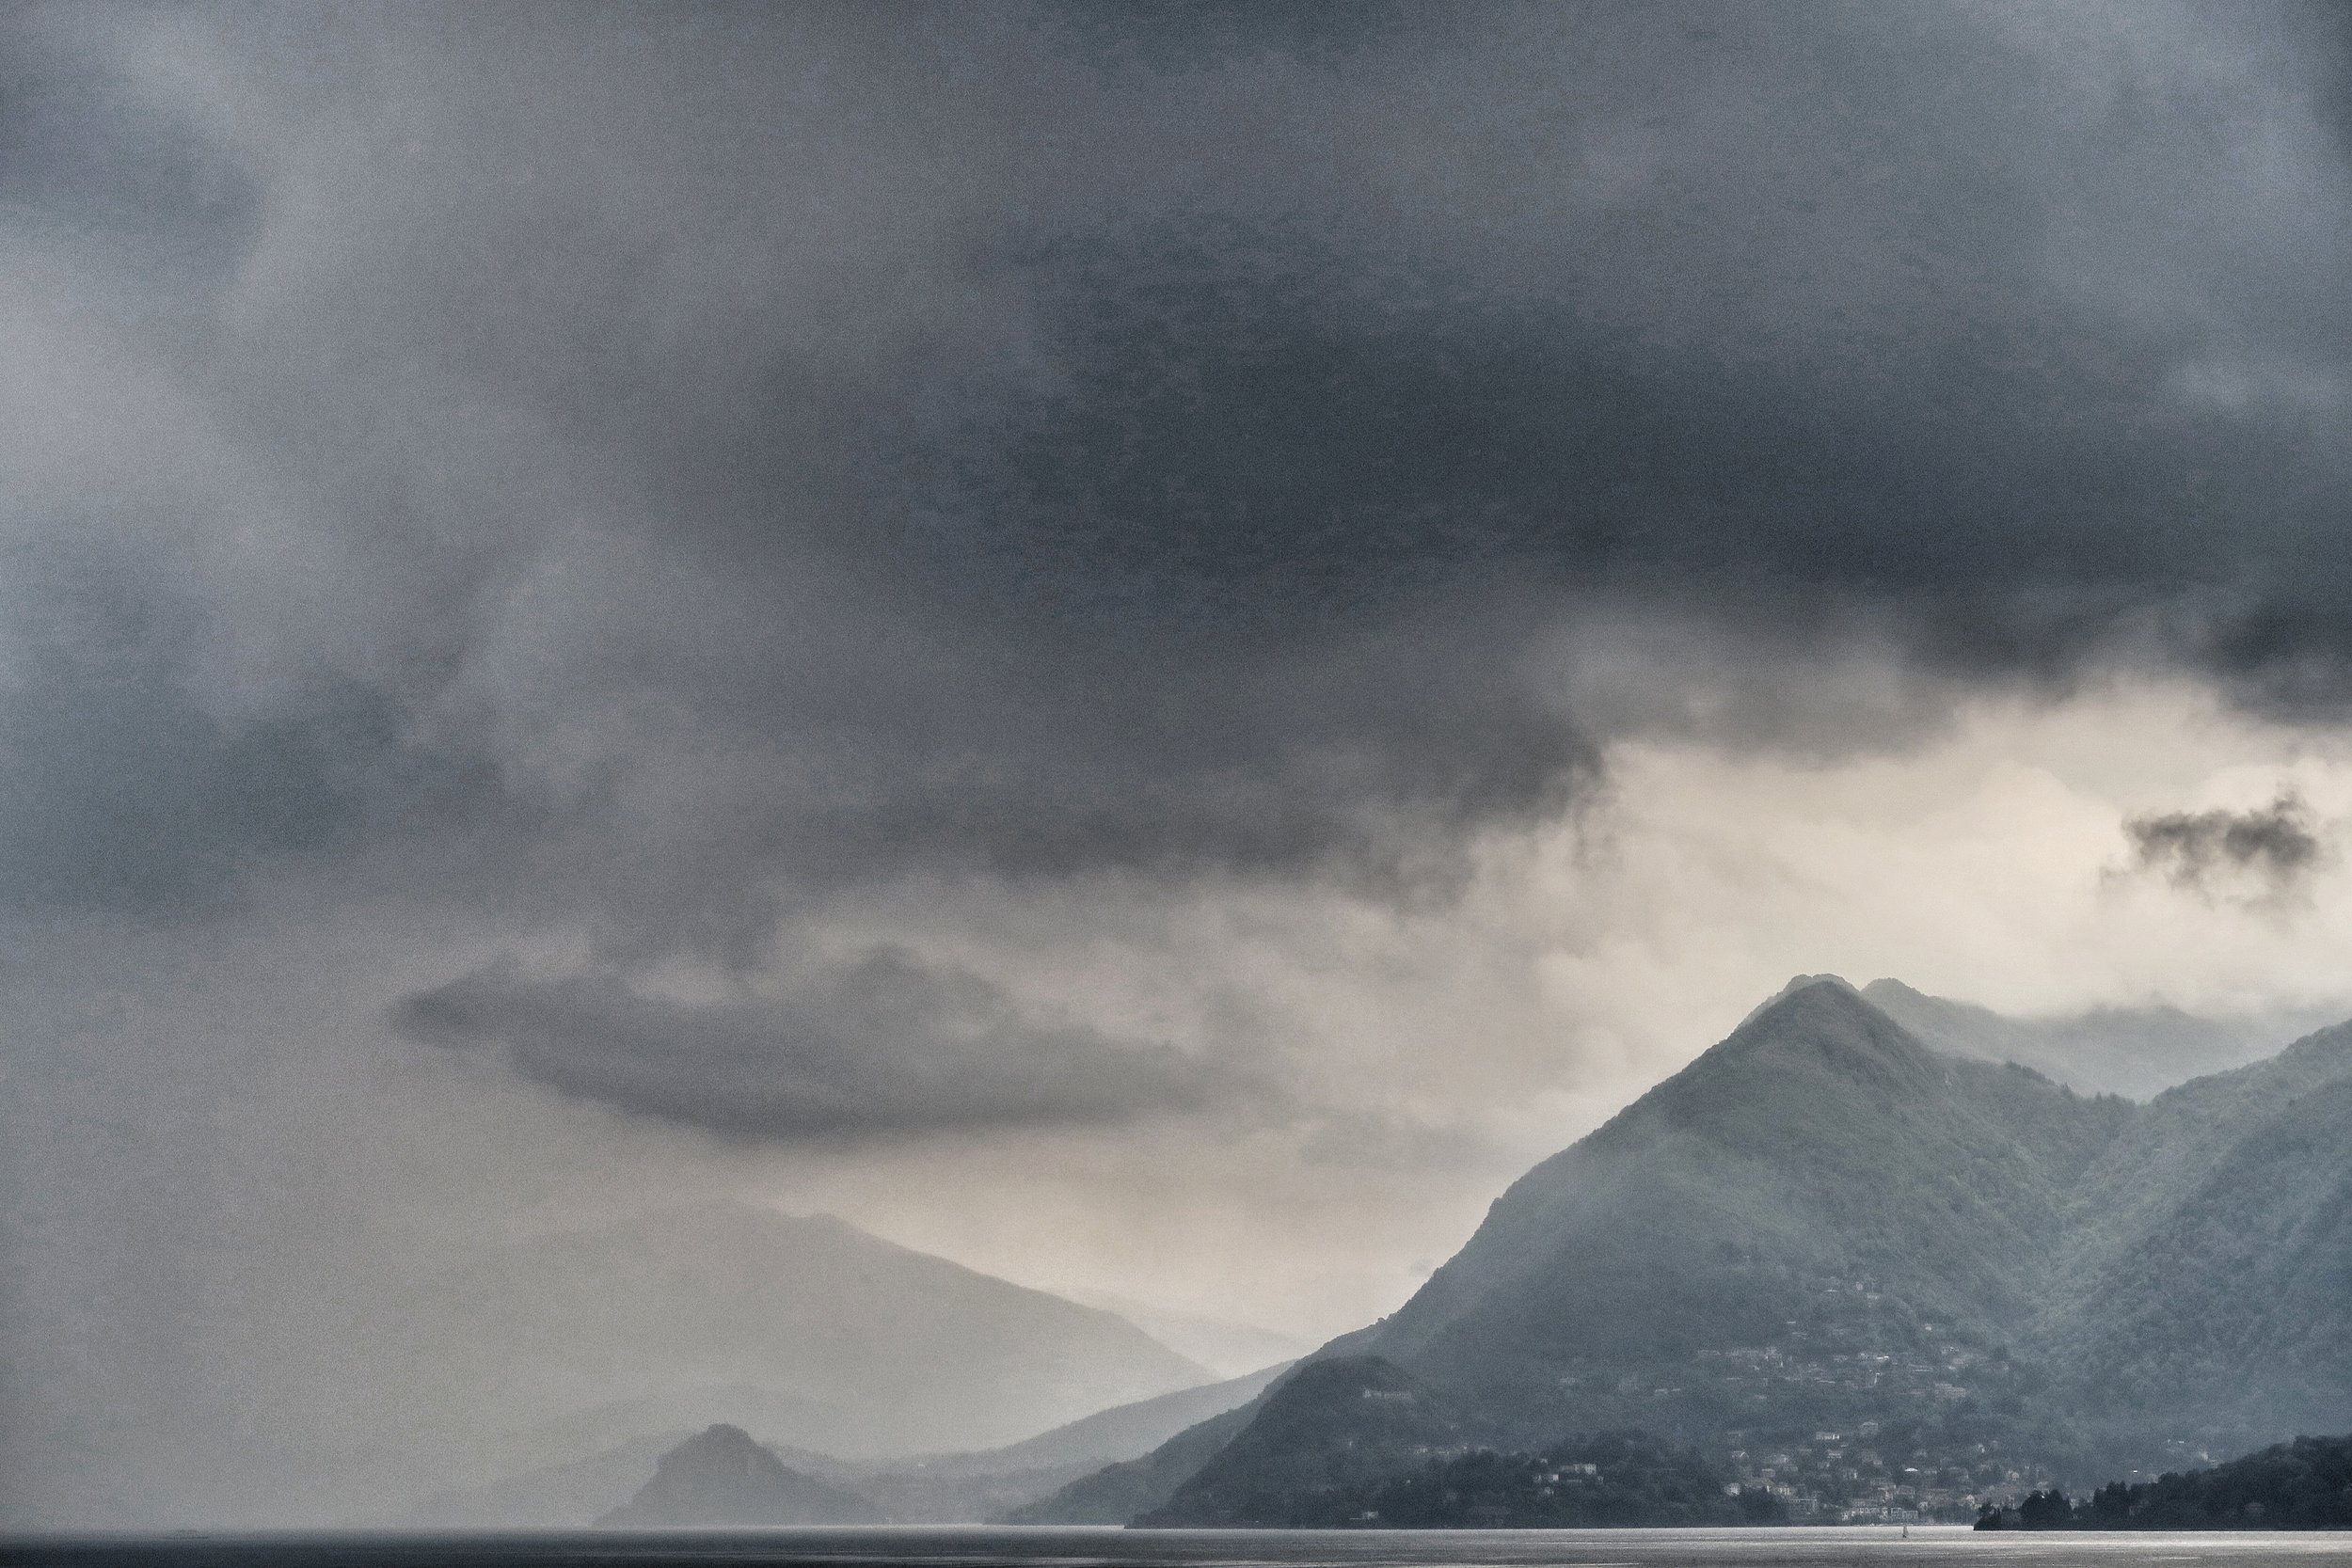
[420,1357,1290,1526]
[999,1391,1262,1525]
[596,1424,880,1528]
[372,1202,1206,1480]
[1030,979,2352,1526]
[1858,978,2290,1100]
[849,1358,1294,1523]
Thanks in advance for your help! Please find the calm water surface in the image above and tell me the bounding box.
[3,1527,2349,1568]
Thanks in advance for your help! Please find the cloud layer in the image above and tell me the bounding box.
[9,0,2352,1138]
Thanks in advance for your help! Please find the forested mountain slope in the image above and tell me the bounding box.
[1366,982,2130,1440]
[2041,1029,2352,1449]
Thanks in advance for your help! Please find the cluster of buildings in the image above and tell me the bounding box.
[1723,1424,2052,1524]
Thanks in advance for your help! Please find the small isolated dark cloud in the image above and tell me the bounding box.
[390,950,1244,1140]
[2124,794,2328,899]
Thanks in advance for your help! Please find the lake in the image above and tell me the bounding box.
[4,1527,2349,1568]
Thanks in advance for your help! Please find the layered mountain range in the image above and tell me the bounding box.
[390,1202,1210,1459]
[411,1343,1289,1526]
[363,1203,1208,1521]
[1026,979,2352,1525]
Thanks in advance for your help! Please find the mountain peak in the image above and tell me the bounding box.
[1651,974,1943,1113]
[1737,973,1861,1028]
[1724,974,1910,1053]
[1860,976,1935,1006]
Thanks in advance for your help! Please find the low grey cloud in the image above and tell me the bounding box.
[390,950,1247,1140]
[2124,794,2328,900]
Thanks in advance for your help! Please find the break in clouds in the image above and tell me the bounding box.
[8,0,2352,1146]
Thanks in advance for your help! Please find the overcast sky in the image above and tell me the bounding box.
[11,0,2352,1523]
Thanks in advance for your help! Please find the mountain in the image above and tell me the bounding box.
[1134,1357,1477,1527]
[1043,979,2352,1526]
[397,1400,861,1528]
[2038,1024,2352,1449]
[412,1350,1285,1527]
[371,1202,1209,1516]
[1366,982,2130,1426]
[468,1384,850,1481]
[1858,979,2289,1100]
[596,1425,880,1528]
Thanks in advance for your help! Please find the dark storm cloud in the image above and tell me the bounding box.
[391,950,1243,1138]
[0,532,501,915]
[13,0,2352,1135]
[2125,794,2328,898]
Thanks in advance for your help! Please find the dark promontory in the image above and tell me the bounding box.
[596,1423,881,1527]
